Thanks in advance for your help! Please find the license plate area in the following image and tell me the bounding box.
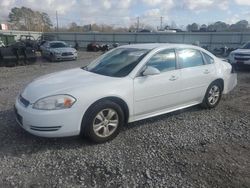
[237,61,244,64]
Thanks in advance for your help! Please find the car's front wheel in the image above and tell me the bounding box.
[202,82,222,109]
[81,100,124,143]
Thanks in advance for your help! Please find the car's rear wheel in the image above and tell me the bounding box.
[81,100,124,143]
[201,82,222,109]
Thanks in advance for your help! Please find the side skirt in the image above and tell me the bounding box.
[128,101,201,123]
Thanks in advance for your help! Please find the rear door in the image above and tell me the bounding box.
[177,48,216,104]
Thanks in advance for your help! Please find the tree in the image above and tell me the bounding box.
[68,22,80,32]
[199,24,207,32]
[186,23,199,32]
[207,21,229,32]
[8,7,52,31]
[230,20,249,32]
[128,22,154,32]
[171,21,177,29]
[41,12,53,31]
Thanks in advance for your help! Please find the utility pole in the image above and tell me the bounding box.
[160,16,163,30]
[56,11,59,32]
[137,16,140,32]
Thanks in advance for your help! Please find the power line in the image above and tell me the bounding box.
[56,11,59,31]
[137,16,140,32]
[160,16,163,30]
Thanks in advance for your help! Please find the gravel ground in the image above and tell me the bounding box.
[0,51,249,188]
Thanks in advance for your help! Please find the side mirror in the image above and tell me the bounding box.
[142,66,160,76]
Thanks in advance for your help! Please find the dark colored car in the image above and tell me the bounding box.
[0,40,37,67]
[87,42,109,52]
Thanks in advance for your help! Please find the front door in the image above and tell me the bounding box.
[133,49,182,116]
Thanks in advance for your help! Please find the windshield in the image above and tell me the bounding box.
[50,42,67,48]
[241,43,250,49]
[85,48,149,77]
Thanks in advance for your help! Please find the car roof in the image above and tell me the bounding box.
[119,43,201,50]
[48,41,66,44]
[118,43,217,59]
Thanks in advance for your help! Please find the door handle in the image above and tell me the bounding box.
[204,69,210,74]
[169,75,178,81]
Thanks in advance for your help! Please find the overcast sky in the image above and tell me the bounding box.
[1,0,250,28]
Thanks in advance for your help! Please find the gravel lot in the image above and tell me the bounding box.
[0,51,249,188]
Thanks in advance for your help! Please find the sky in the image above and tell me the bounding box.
[1,0,250,29]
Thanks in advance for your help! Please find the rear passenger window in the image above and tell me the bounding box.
[147,49,176,73]
[178,49,204,68]
[202,52,214,64]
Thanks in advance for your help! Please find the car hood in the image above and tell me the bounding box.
[232,49,250,54]
[21,68,114,103]
[51,47,76,53]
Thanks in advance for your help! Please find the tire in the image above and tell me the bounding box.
[49,54,55,62]
[201,82,222,109]
[81,100,124,143]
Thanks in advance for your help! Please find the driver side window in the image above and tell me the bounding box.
[146,49,176,73]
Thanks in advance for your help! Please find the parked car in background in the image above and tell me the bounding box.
[17,35,39,51]
[138,29,152,33]
[15,44,237,143]
[41,41,77,62]
[0,39,36,67]
[0,40,5,47]
[37,40,47,51]
[229,42,250,68]
[87,42,109,52]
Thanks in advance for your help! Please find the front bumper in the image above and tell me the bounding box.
[230,58,250,65]
[54,53,77,61]
[14,98,82,137]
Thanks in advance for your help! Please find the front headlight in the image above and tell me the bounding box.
[54,51,61,55]
[33,95,76,110]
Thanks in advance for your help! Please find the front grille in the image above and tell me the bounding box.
[62,52,73,56]
[235,53,250,57]
[235,57,250,61]
[19,95,30,107]
[30,126,62,132]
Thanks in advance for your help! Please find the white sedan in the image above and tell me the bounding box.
[40,41,77,62]
[15,44,237,143]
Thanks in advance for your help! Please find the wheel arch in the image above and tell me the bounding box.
[212,78,224,92]
[83,96,130,124]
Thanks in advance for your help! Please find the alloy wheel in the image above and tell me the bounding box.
[208,85,220,105]
[93,108,119,138]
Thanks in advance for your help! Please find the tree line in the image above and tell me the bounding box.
[5,6,250,33]
[187,20,250,32]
